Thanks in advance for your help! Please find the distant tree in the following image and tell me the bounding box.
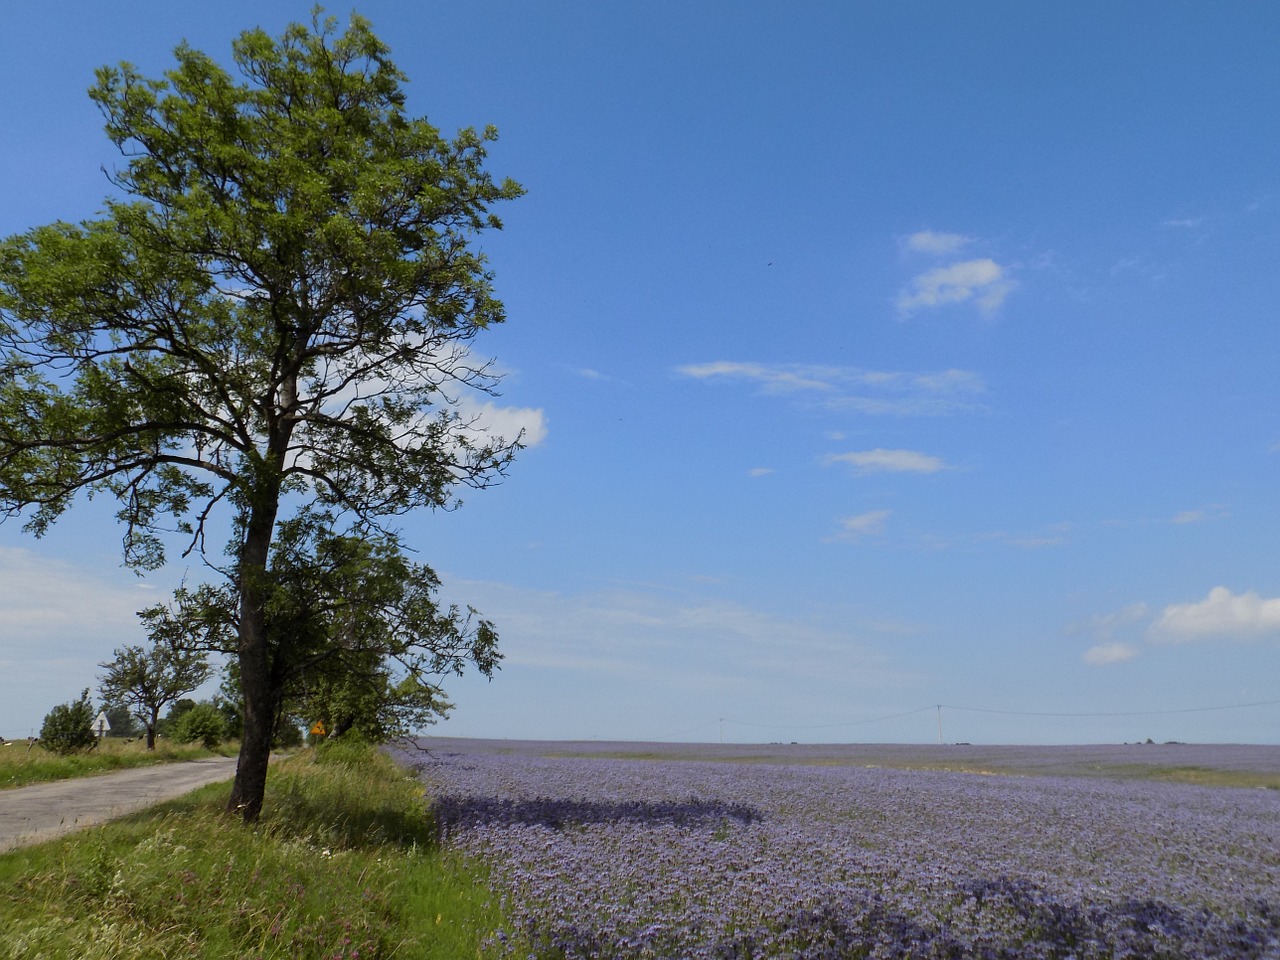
[98,644,211,750]
[101,703,140,739]
[173,701,226,749]
[40,689,97,755]
[0,11,521,822]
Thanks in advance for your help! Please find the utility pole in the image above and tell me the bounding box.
[936,704,943,745]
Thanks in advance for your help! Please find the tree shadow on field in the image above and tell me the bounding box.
[430,794,763,837]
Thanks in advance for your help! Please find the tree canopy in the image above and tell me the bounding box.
[0,11,523,820]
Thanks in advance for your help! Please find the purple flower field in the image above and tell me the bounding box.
[405,740,1280,959]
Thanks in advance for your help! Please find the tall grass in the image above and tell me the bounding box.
[0,737,236,790]
[0,741,510,959]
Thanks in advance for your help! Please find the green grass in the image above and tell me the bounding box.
[0,741,512,959]
[0,737,237,790]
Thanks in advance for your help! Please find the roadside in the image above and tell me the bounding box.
[0,755,238,853]
[1,737,237,791]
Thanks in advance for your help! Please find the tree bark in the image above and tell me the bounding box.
[226,669,275,821]
[225,484,283,822]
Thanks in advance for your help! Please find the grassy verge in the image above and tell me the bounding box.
[1,737,237,790]
[0,740,510,959]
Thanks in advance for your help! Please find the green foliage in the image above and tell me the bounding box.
[274,721,305,750]
[38,689,96,756]
[172,702,226,749]
[0,9,521,820]
[0,745,512,959]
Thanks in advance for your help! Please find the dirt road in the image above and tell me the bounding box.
[0,756,238,853]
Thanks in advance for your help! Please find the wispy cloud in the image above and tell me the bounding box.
[1162,217,1203,228]
[1092,602,1150,636]
[1170,505,1228,524]
[1083,642,1140,666]
[979,522,1073,549]
[903,230,973,255]
[445,577,896,684]
[1151,586,1280,642]
[1071,603,1148,665]
[824,449,947,475]
[828,510,891,542]
[747,467,774,478]
[897,259,1014,317]
[677,362,987,417]
[676,361,841,394]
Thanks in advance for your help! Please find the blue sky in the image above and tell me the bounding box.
[3,2,1280,744]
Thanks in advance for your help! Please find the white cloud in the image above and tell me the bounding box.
[1151,586,1280,642]
[829,510,891,542]
[460,398,548,449]
[897,258,1014,316]
[824,449,947,475]
[747,467,774,478]
[676,361,839,394]
[1162,218,1203,228]
[1083,643,1140,666]
[677,362,987,417]
[904,230,973,255]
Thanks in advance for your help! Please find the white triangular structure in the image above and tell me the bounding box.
[93,712,111,738]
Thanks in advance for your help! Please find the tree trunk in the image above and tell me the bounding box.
[225,489,283,823]
[145,720,156,751]
[227,671,275,821]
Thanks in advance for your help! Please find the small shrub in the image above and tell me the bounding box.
[39,689,97,756]
[172,702,225,749]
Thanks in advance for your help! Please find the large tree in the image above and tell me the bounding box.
[98,640,212,750]
[0,12,522,820]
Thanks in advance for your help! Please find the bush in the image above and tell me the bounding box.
[172,702,226,749]
[40,689,97,755]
